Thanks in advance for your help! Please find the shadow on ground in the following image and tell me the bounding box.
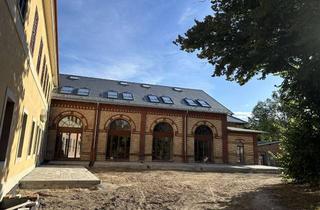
[220,183,320,210]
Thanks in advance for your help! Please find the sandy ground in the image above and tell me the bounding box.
[18,168,320,210]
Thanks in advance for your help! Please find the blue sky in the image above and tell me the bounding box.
[57,0,282,120]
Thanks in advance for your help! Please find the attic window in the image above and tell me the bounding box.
[141,84,151,88]
[122,92,134,100]
[161,96,173,104]
[68,75,80,80]
[173,87,182,92]
[107,91,118,99]
[60,86,74,94]
[77,88,89,96]
[184,98,198,106]
[148,95,160,103]
[197,99,211,108]
[119,81,129,86]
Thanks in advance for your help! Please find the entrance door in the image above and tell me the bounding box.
[55,116,83,160]
[106,119,131,160]
[56,131,82,159]
[194,125,213,162]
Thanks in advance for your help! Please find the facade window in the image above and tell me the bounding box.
[55,116,83,159]
[33,126,39,155]
[0,98,15,161]
[194,125,213,162]
[17,0,28,23]
[152,122,173,161]
[30,9,39,55]
[106,119,131,160]
[17,112,28,158]
[236,142,245,164]
[27,121,35,156]
[40,57,46,86]
[36,39,43,73]
[44,73,49,97]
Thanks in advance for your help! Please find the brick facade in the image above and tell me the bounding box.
[46,99,258,165]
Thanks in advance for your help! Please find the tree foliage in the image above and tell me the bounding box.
[175,0,320,185]
[248,92,285,141]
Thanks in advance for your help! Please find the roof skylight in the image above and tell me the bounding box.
[197,99,211,108]
[122,92,134,100]
[60,86,74,94]
[119,81,129,86]
[184,98,198,106]
[77,88,89,96]
[148,95,160,103]
[173,87,182,92]
[68,76,80,80]
[161,96,173,104]
[107,91,118,99]
[141,84,151,88]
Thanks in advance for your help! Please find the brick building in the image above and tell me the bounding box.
[257,141,280,166]
[46,74,263,165]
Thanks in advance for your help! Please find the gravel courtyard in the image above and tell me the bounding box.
[19,168,319,210]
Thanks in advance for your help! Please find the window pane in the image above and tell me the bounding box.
[161,96,173,104]
[122,92,133,100]
[17,113,28,158]
[148,95,160,103]
[107,91,118,99]
[77,88,89,96]
[197,99,211,107]
[60,86,74,94]
[185,98,198,106]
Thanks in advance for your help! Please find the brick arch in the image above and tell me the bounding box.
[52,110,89,129]
[191,121,220,138]
[149,117,179,135]
[104,114,136,132]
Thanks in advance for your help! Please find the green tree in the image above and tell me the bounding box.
[248,92,285,141]
[175,0,320,185]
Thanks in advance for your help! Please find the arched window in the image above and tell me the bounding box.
[56,116,83,160]
[152,122,173,161]
[236,141,245,164]
[194,125,213,162]
[58,115,83,128]
[106,119,131,160]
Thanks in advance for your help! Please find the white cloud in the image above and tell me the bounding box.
[233,112,252,121]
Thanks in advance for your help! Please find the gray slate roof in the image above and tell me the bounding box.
[227,115,247,124]
[52,74,232,114]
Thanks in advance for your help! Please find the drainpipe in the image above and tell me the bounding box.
[89,102,100,167]
[184,110,189,162]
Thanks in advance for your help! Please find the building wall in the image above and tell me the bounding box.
[0,0,58,199]
[227,133,257,165]
[46,100,257,165]
[257,142,280,166]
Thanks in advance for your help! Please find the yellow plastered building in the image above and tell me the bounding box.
[0,0,58,199]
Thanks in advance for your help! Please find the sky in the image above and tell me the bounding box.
[57,0,282,120]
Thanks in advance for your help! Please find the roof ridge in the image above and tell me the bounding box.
[60,73,204,92]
